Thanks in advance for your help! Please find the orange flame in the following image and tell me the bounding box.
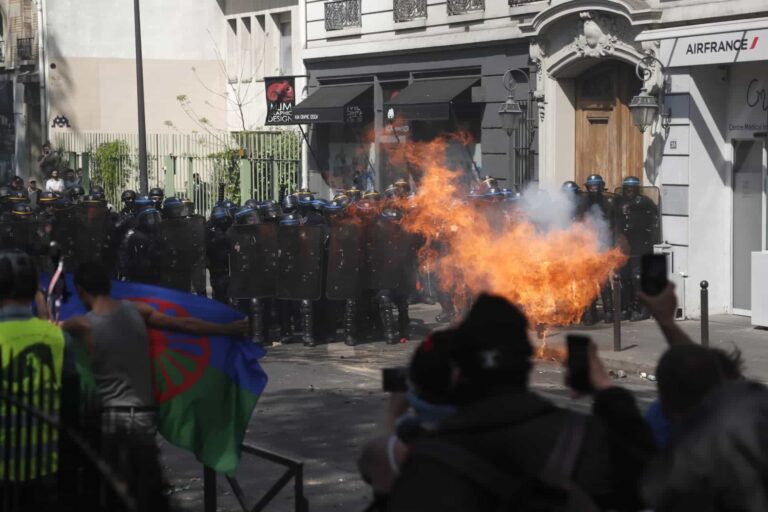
[388,135,627,328]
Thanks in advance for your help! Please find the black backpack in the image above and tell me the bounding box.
[410,413,601,512]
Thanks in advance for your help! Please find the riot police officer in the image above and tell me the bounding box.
[120,190,137,217]
[67,184,86,205]
[578,174,616,325]
[616,176,660,321]
[206,205,232,303]
[149,187,165,211]
[90,185,106,201]
[118,207,166,285]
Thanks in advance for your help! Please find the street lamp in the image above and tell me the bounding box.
[629,54,671,133]
[498,69,529,137]
[133,0,149,195]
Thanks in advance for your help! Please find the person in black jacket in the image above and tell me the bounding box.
[387,294,655,512]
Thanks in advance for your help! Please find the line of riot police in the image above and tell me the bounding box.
[561,174,661,325]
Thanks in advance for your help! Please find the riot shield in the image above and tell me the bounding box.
[228,223,279,299]
[0,220,40,253]
[277,225,324,300]
[614,185,661,251]
[51,208,90,269]
[325,220,364,300]
[159,217,203,292]
[364,217,406,290]
[83,205,110,262]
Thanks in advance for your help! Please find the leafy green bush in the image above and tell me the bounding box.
[92,140,133,201]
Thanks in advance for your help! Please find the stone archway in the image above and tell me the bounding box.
[524,1,663,189]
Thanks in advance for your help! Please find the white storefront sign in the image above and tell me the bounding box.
[727,64,768,140]
[662,29,768,67]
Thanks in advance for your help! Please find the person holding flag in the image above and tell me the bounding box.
[60,260,251,510]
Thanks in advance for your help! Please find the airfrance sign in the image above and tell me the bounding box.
[665,29,768,67]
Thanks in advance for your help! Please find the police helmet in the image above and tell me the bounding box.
[68,184,86,197]
[585,174,605,193]
[324,198,347,217]
[310,198,328,212]
[282,195,299,213]
[53,196,73,211]
[149,187,164,200]
[243,198,260,210]
[623,176,641,187]
[133,198,155,213]
[210,205,231,226]
[279,212,301,226]
[121,190,137,203]
[162,197,185,219]
[258,201,281,222]
[90,185,105,197]
[561,181,580,193]
[39,191,59,205]
[295,188,315,203]
[234,207,261,225]
[11,203,33,219]
[181,197,195,216]
[8,191,25,203]
[394,179,411,195]
[362,190,381,201]
[0,250,38,301]
[384,184,398,199]
[346,188,362,202]
[83,194,107,207]
[137,208,161,229]
[381,208,402,222]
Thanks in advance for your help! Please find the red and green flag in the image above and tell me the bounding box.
[53,276,268,474]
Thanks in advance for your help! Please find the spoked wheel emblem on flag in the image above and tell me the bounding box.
[128,297,211,403]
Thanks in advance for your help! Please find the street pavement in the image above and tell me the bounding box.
[161,303,681,512]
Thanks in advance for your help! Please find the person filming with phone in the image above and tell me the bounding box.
[386,294,655,512]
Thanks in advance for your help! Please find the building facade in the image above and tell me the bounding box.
[300,0,768,320]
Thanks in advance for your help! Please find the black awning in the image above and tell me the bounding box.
[293,84,373,124]
[384,76,480,121]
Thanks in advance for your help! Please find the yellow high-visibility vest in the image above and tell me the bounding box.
[0,317,65,481]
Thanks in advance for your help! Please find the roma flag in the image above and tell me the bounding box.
[47,275,268,474]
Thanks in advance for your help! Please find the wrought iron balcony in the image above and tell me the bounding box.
[325,0,361,31]
[509,0,540,5]
[17,37,34,61]
[394,0,427,22]
[447,0,484,15]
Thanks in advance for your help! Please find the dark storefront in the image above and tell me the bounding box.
[299,43,536,196]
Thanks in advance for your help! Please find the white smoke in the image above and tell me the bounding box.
[518,184,614,250]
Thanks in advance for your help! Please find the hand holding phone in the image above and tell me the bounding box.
[641,253,669,296]
[566,335,594,394]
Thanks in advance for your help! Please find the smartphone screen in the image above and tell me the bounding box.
[641,253,669,296]
[566,335,593,394]
[382,367,408,393]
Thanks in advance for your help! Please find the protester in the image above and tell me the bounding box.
[27,178,41,209]
[60,260,248,510]
[359,330,458,500]
[386,294,655,512]
[45,168,65,193]
[0,250,78,510]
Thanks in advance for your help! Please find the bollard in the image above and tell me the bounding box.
[204,466,217,512]
[700,281,709,347]
[613,274,622,352]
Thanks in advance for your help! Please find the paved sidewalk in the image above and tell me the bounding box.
[407,304,768,381]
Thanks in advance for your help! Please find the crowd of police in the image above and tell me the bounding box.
[0,171,659,346]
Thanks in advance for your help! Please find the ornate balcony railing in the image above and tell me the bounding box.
[509,0,540,6]
[325,0,361,31]
[394,0,427,22]
[447,0,484,15]
[17,37,34,61]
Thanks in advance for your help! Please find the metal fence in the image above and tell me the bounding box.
[54,131,302,216]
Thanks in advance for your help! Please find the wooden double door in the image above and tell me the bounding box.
[575,61,644,192]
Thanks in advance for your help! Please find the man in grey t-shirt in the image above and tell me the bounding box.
[61,261,247,510]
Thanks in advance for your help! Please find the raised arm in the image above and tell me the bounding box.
[59,316,95,353]
[639,283,695,346]
[133,301,248,337]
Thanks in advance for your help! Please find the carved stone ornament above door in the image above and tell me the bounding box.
[572,12,619,58]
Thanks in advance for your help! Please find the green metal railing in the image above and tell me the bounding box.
[55,131,302,216]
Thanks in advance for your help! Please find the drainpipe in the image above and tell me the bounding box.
[37,0,49,150]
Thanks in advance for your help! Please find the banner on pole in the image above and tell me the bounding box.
[265,76,297,125]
